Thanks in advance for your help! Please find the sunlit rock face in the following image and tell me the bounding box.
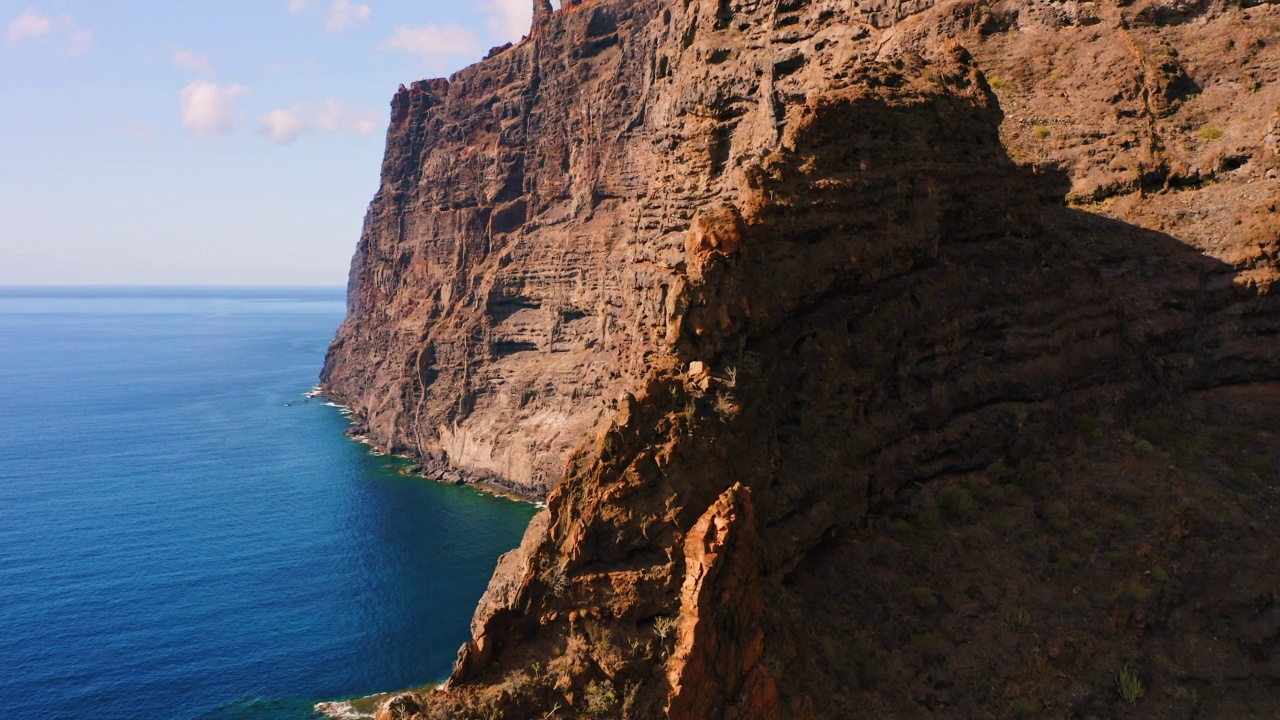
[324,0,1280,716]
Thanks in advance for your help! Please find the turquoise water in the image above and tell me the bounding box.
[0,287,535,719]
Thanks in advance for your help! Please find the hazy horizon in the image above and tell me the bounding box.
[1,1,554,287]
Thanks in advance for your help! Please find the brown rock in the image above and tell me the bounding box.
[323,0,1280,717]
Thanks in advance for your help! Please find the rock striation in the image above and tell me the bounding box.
[322,0,1280,717]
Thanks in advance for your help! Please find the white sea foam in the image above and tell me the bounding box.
[313,700,373,720]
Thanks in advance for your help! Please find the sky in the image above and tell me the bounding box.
[0,0,550,286]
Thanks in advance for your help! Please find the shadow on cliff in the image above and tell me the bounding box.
[432,50,1280,720]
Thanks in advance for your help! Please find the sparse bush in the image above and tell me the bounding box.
[1033,124,1051,139]
[909,586,938,610]
[1116,664,1145,705]
[987,74,1008,90]
[1196,124,1223,140]
[939,485,977,522]
[652,615,675,640]
[1056,550,1082,569]
[1044,502,1071,531]
[1117,578,1152,602]
[583,680,618,715]
[1074,413,1103,439]
[1005,606,1032,628]
[1136,418,1179,447]
[1011,697,1039,720]
[548,564,568,597]
[713,392,738,420]
[907,633,947,665]
[1110,513,1139,532]
[1135,439,1155,455]
[1017,461,1056,499]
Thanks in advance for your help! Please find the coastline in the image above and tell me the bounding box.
[314,684,440,720]
[307,386,547,507]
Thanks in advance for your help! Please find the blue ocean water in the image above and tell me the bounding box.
[0,287,535,720]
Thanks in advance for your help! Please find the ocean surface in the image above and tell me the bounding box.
[0,286,536,720]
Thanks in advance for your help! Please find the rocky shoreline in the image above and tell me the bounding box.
[333,407,547,505]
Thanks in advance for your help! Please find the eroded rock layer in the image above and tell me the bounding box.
[325,0,1280,717]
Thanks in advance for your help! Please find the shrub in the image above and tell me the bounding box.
[1033,125,1051,139]
[1136,418,1178,447]
[1116,664,1145,705]
[1074,413,1103,439]
[1196,124,1223,140]
[583,680,618,715]
[939,485,977,522]
[652,615,675,640]
[1011,697,1039,720]
[1005,606,1032,628]
[1044,502,1071,532]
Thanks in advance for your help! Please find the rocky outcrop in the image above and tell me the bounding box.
[322,0,1280,717]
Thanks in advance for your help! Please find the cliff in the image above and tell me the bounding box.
[322,0,1280,717]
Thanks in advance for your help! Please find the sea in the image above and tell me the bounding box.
[0,286,536,720]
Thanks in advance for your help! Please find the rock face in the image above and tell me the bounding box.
[322,0,1280,717]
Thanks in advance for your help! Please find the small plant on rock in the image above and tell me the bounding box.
[583,680,618,716]
[652,615,675,640]
[1004,606,1032,629]
[1196,124,1223,140]
[1116,663,1145,705]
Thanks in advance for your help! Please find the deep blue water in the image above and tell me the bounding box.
[0,287,535,720]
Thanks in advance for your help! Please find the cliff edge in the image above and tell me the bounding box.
[322,0,1280,717]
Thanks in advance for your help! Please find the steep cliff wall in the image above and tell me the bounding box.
[323,0,1280,717]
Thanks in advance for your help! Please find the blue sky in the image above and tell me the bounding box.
[0,0,545,286]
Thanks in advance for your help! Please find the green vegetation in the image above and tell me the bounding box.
[1044,502,1071,532]
[1004,606,1032,629]
[939,485,977,522]
[1116,664,1145,705]
[1033,124,1051,139]
[1074,413,1103,439]
[583,680,618,715]
[1136,418,1179,447]
[652,615,675,640]
[987,75,1008,90]
[1196,124,1223,140]
[1011,697,1039,720]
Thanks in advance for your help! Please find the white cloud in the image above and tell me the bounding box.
[325,0,371,32]
[7,10,93,55]
[179,81,248,137]
[314,99,379,134]
[378,25,480,65]
[8,9,52,44]
[172,47,216,78]
[480,0,532,43]
[288,0,318,14]
[261,109,309,144]
[259,99,380,144]
[62,26,92,56]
